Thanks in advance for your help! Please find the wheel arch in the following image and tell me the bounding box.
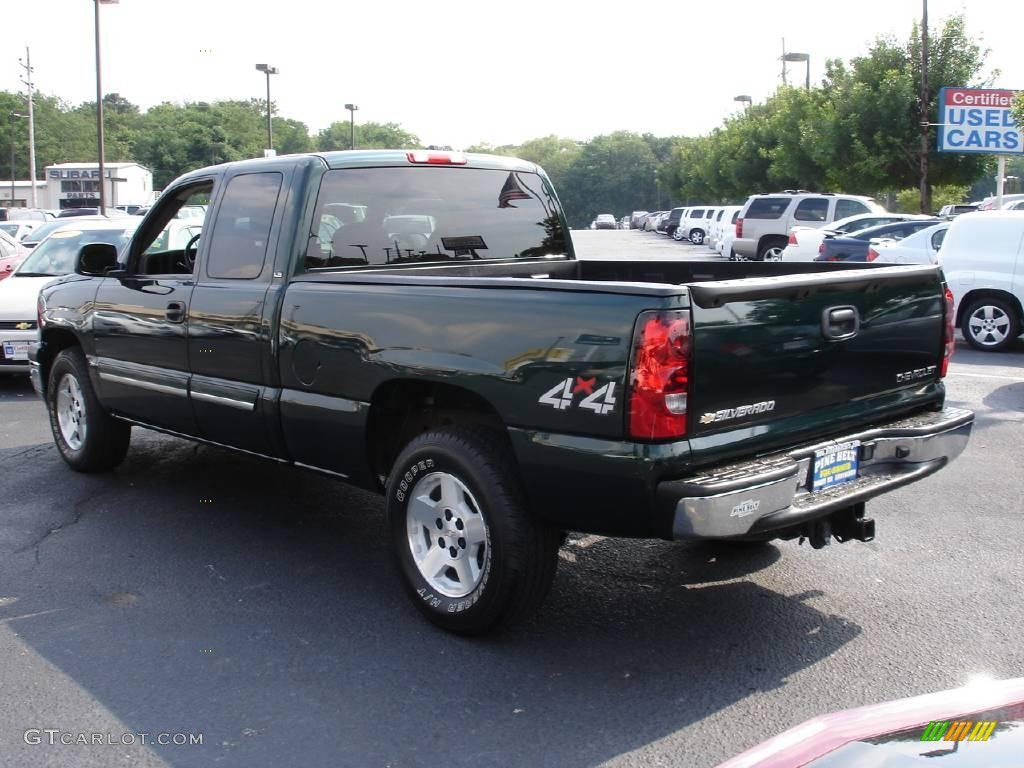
[955,289,1024,326]
[366,378,510,486]
[37,327,84,398]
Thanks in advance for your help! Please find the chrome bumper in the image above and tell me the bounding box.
[667,407,973,539]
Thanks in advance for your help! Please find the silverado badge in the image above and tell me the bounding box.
[700,400,776,425]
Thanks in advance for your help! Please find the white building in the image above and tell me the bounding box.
[1,162,154,211]
[0,181,48,209]
[46,162,154,210]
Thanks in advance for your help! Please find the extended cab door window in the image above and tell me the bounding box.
[205,172,282,279]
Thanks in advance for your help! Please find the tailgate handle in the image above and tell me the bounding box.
[822,306,859,340]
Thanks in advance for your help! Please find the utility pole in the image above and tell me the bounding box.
[781,38,788,86]
[919,0,930,214]
[18,48,38,209]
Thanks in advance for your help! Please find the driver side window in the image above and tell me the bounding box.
[133,182,213,276]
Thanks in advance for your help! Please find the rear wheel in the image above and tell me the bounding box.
[689,229,705,245]
[47,348,131,472]
[961,297,1021,351]
[385,426,561,635]
[757,238,787,261]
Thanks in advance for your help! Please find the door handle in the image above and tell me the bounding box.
[165,301,186,323]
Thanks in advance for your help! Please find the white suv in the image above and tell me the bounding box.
[733,192,887,261]
[940,210,1024,352]
[678,206,716,245]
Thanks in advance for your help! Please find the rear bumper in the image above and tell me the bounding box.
[663,406,973,539]
[732,237,758,258]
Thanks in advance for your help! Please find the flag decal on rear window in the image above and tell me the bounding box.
[498,172,533,208]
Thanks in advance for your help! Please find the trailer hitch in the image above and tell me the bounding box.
[799,503,875,549]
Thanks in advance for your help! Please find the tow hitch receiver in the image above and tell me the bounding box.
[800,503,875,549]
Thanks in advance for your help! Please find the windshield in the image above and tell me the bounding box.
[0,223,23,237]
[305,166,567,268]
[23,219,83,245]
[15,226,135,276]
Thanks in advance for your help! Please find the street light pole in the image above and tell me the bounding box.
[10,112,27,207]
[344,103,358,149]
[783,52,810,90]
[18,48,38,209]
[255,64,279,153]
[734,94,752,111]
[919,0,930,214]
[93,0,112,215]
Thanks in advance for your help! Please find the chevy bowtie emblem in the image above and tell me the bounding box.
[15,322,31,330]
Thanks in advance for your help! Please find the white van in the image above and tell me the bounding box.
[939,211,1024,351]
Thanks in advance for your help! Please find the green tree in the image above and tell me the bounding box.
[1013,92,1024,129]
[560,131,658,227]
[894,184,968,213]
[316,121,420,151]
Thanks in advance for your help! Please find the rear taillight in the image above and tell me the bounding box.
[788,232,798,245]
[406,150,467,165]
[628,310,690,440]
[867,248,879,262]
[941,287,955,377]
[735,218,744,238]
[818,243,826,254]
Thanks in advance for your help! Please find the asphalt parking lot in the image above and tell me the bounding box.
[1,232,1022,767]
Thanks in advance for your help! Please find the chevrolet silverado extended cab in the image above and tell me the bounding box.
[31,150,973,634]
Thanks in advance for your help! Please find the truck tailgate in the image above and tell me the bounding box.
[686,266,945,438]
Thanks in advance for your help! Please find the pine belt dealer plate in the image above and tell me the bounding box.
[2,341,30,362]
[811,440,860,492]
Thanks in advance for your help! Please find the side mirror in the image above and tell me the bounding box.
[76,243,119,276]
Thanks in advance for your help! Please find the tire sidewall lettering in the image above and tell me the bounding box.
[395,454,490,615]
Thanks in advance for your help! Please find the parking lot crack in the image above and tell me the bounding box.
[15,486,115,565]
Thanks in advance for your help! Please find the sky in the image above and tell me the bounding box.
[2,0,1020,149]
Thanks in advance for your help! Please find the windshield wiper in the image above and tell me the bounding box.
[16,272,60,277]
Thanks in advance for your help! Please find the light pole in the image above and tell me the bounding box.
[783,52,810,90]
[344,103,358,149]
[734,94,752,111]
[10,112,27,206]
[255,63,279,153]
[919,0,930,214]
[18,48,38,208]
[94,0,118,215]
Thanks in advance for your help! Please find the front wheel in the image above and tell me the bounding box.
[385,426,561,635]
[47,348,131,472]
[961,297,1021,351]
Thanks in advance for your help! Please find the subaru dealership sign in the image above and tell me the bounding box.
[938,88,1021,154]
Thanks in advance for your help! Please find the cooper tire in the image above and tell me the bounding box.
[385,426,560,635]
[961,297,1020,352]
[47,347,131,472]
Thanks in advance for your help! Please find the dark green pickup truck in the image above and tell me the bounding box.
[31,150,973,633]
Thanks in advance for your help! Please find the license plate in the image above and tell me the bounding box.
[812,440,860,492]
[2,341,29,361]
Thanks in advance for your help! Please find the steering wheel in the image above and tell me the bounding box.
[180,233,202,272]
